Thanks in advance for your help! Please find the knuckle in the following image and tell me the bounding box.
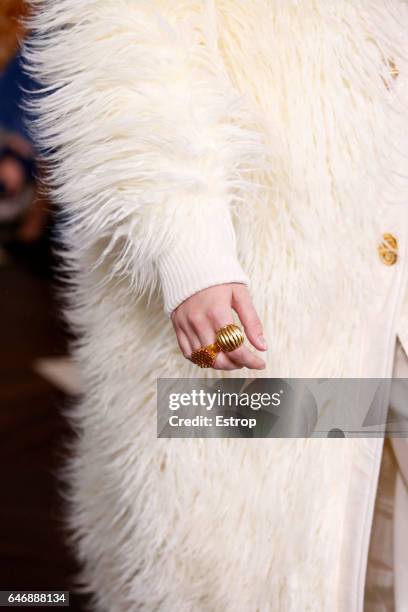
[171,310,179,326]
[214,354,225,367]
[187,311,206,328]
[229,347,245,362]
[173,312,186,331]
[214,355,229,370]
[233,283,248,297]
[207,305,229,323]
[228,356,242,369]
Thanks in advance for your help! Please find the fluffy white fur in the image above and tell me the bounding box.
[24,1,408,611]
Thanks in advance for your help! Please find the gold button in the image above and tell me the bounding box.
[382,58,399,89]
[388,58,399,79]
[378,232,398,266]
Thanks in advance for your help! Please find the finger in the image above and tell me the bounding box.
[178,317,202,352]
[186,308,241,370]
[213,351,243,371]
[231,286,267,351]
[206,303,235,331]
[187,311,220,348]
[228,345,266,370]
[204,306,244,370]
[185,309,244,371]
[205,303,261,370]
[176,328,193,361]
[196,322,239,369]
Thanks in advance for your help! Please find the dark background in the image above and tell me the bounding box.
[1,250,89,611]
[1,2,90,609]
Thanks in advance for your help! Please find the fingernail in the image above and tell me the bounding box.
[258,335,268,350]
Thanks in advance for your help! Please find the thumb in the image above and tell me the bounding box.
[231,285,267,351]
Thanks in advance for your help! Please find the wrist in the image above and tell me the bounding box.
[159,239,249,316]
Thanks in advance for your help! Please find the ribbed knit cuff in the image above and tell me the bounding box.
[158,231,250,316]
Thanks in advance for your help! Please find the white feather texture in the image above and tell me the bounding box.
[23,1,408,611]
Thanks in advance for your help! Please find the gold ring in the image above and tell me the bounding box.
[190,324,245,368]
[215,324,245,352]
[190,343,219,368]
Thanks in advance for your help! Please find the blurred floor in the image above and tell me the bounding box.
[0,248,89,611]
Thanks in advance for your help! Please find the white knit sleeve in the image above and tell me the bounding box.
[25,2,259,315]
[158,201,250,316]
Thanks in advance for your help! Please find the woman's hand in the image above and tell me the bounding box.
[171,283,267,370]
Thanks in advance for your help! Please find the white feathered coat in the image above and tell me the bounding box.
[26,1,408,611]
